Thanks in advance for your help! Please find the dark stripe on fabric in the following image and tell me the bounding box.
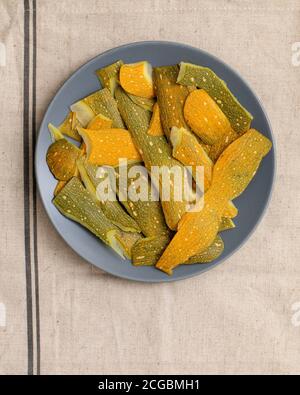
[32,0,41,375]
[23,0,34,375]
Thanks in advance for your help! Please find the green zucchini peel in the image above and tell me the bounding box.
[184,235,224,265]
[133,233,224,266]
[83,88,125,128]
[96,60,123,97]
[53,177,140,259]
[58,111,82,141]
[127,93,155,112]
[115,85,191,230]
[114,161,171,238]
[177,62,253,133]
[153,65,190,139]
[77,157,141,233]
[132,235,172,266]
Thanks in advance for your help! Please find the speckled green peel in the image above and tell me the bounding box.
[153,65,190,139]
[127,93,155,112]
[184,235,224,264]
[115,231,143,259]
[96,60,123,97]
[115,85,152,152]
[213,129,272,200]
[58,111,82,141]
[82,88,125,128]
[209,127,239,162]
[53,178,123,257]
[132,233,224,266]
[46,138,82,181]
[115,85,191,230]
[77,158,142,233]
[177,62,253,134]
[115,162,171,238]
[156,129,272,274]
[71,88,125,128]
[132,235,172,266]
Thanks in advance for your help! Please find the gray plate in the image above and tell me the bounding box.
[35,41,275,283]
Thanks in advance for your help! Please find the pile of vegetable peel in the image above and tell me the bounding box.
[45,59,272,275]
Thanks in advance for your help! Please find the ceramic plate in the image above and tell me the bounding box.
[35,41,275,282]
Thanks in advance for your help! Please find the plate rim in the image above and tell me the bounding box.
[35,40,276,283]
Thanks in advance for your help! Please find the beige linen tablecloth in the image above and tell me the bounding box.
[0,0,300,375]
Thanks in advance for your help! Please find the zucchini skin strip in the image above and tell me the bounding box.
[58,111,82,141]
[184,235,224,265]
[153,65,190,139]
[116,231,142,259]
[213,129,272,199]
[170,127,238,219]
[84,160,169,238]
[84,88,125,128]
[96,60,123,97]
[132,235,172,266]
[53,177,140,259]
[209,127,239,162]
[177,62,253,134]
[54,180,67,196]
[147,103,164,136]
[153,66,210,166]
[132,234,224,266]
[115,86,190,230]
[128,93,155,112]
[156,129,272,274]
[72,88,125,128]
[182,88,239,162]
[77,157,141,234]
[114,162,171,238]
[170,127,213,190]
[183,89,234,145]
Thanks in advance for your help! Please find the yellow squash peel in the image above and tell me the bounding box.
[184,89,233,145]
[156,129,272,274]
[87,114,113,130]
[77,127,142,166]
[170,127,238,218]
[147,103,164,136]
[120,61,155,99]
